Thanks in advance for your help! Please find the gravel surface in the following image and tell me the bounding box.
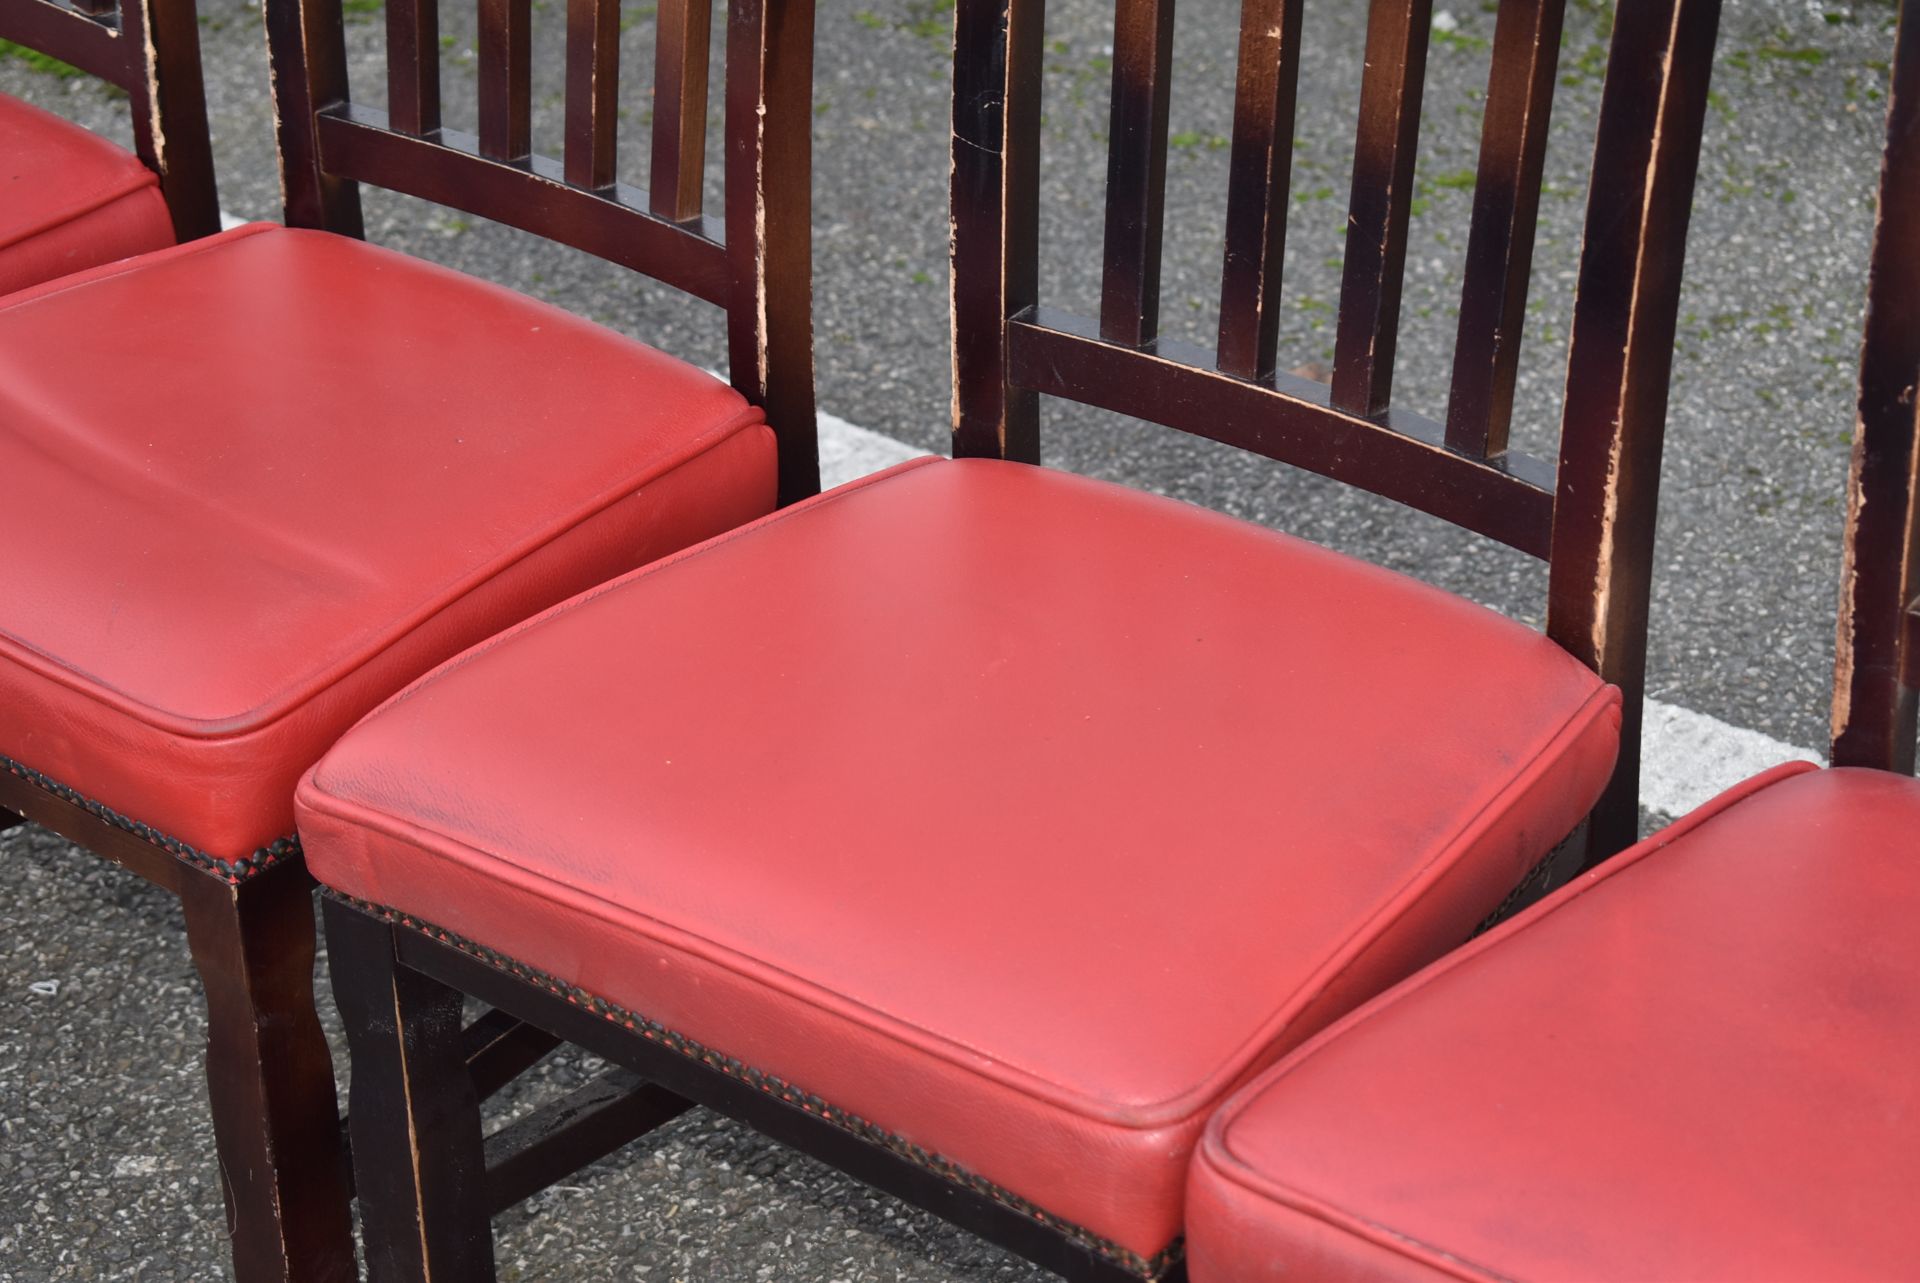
[0,1,1899,1278]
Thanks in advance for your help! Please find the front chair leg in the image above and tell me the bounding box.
[180,858,356,1283]
[324,895,496,1283]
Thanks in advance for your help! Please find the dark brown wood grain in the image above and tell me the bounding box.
[183,862,356,1283]
[1444,0,1565,458]
[1011,307,1557,556]
[1547,0,1725,861]
[478,0,532,161]
[722,0,820,504]
[1330,0,1433,417]
[564,0,620,189]
[1099,0,1175,347]
[386,0,441,136]
[950,0,1045,463]
[482,1069,693,1214]
[1832,0,1920,773]
[651,0,712,218]
[326,899,494,1283]
[1215,0,1303,381]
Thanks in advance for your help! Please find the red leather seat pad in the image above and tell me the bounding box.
[1189,764,1920,1283]
[299,457,1619,1265]
[0,224,775,857]
[0,93,174,296]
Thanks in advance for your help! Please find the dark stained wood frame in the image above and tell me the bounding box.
[953,0,1722,868]
[325,894,1184,1282]
[1832,0,1920,775]
[321,3,1735,1282]
[263,0,821,504]
[0,0,220,240]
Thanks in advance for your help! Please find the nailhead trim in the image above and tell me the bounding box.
[0,754,298,885]
[336,891,1185,1280]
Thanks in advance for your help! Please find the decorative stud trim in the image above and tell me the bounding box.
[0,753,298,885]
[333,891,1185,1281]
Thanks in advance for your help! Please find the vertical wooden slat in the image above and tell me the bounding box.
[387,0,441,135]
[479,0,532,161]
[652,0,712,218]
[1099,0,1175,348]
[1444,0,1564,457]
[565,0,619,188]
[1832,0,1920,774]
[952,0,1046,462]
[1216,0,1304,381]
[725,0,819,504]
[264,0,365,233]
[123,0,220,238]
[1331,0,1433,416]
[1546,0,1722,863]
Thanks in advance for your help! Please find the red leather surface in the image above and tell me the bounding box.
[0,92,174,296]
[0,223,775,856]
[300,456,1619,1261]
[1189,762,1920,1283]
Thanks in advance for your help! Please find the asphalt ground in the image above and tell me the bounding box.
[0,0,1903,1278]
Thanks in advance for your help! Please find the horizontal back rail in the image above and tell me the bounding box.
[1832,0,1920,774]
[1009,308,1557,556]
[315,106,731,301]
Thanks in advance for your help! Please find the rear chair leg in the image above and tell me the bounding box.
[324,895,496,1283]
[180,858,355,1283]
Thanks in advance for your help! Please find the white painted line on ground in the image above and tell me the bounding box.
[811,412,1827,819]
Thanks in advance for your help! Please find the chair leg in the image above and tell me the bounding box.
[179,858,356,1283]
[324,895,496,1283]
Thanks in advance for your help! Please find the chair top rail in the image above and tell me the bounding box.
[315,104,731,304]
[1832,0,1920,774]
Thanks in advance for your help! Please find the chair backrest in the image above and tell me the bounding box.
[0,0,219,240]
[950,0,1723,861]
[264,0,819,504]
[1832,0,1920,776]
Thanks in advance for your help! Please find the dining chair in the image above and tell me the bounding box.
[0,0,217,292]
[0,0,817,1276]
[1183,6,1920,1277]
[302,0,1720,1278]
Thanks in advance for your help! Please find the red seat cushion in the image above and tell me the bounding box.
[1188,763,1920,1283]
[0,223,775,864]
[298,456,1617,1273]
[0,93,175,296]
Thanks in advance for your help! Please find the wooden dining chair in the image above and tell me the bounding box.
[0,0,816,1277]
[0,0,217,292]
[302,0,1718,1279]
[1183,6,1920,1278]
